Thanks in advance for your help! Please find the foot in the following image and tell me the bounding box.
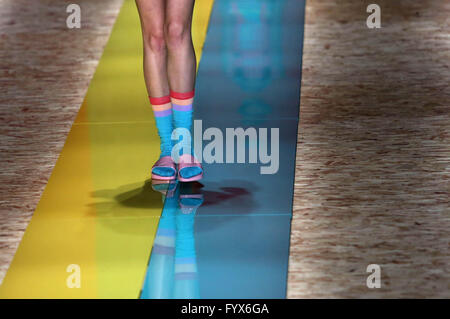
[177,154,203,182]
[152,155,176,180]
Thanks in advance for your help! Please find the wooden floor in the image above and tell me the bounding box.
[0,0,124,284]
[288,0,450,298]
[0,0,449,297]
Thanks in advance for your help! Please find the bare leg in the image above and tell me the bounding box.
[136,0,169,97]
[136,0,177,179]
[165,0,196,92]
[165,0,202,180]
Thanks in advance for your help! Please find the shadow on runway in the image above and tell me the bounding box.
[90,179,257,212]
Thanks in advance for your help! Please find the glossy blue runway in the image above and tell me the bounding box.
[141,0,305,298]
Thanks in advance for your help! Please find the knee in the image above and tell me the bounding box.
[143,27,166,53]
[165,21,191,49]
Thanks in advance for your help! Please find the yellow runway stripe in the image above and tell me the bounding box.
[0,0,214,298]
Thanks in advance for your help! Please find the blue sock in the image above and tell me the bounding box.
[150,95,175,177]
[171,90,202,179]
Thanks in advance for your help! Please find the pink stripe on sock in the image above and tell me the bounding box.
[171,97,194,105]
[152,102,172,111]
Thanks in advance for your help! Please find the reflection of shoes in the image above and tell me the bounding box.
[151,156,176,180]
[179,194,204,214]
[179,181,204,193]
[151,180,177,198]
[177,154,203,182]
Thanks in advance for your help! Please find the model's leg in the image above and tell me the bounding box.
[166,0,203,180]
[165,0,196,92]
[136,0,176,178]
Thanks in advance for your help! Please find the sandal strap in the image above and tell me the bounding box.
[152,155,176,169]
[178,154,201,167]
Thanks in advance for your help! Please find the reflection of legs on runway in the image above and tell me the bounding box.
[173,184,203,298]
[140,185,179,299]
[173,211,199,298]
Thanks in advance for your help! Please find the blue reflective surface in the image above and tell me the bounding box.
[193,118,298,216]
[195,215,291,298]
[141,0,305,299]
[140,181,291,299]
[194,0,305,120]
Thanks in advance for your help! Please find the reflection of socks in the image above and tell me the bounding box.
[173,208,199,299]
[141,195,177,299]
[171,90,202,179]
[150,95,175,177]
